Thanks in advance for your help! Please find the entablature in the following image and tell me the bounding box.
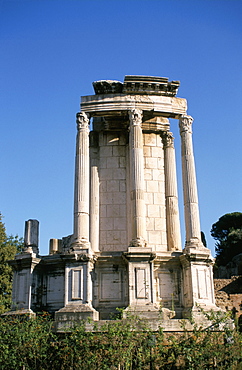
[81,93,187,119]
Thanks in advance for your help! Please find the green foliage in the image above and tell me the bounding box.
[58,315,154,369]
[0,213,24,313]
[0,311,241,369]
[0,313,57,370]
[201,231,207,248]
[211,212,242,266]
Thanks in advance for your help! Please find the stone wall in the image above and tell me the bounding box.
[214,276,242,317]
[99,131,128,252]
[98,130,168,252]
[143,133,166,251]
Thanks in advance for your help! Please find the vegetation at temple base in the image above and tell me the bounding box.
[211,212,242,266]
[0,311,241,370]
[0,213,24,314]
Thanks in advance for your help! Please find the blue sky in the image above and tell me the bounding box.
[1,0,242,256]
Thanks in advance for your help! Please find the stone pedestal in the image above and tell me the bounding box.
[180,249,218,317]
[55,253,99,326]
[9,255,40,314]
[122,248,159,318]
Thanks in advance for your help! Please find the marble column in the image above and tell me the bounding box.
[179,115,203,248]
[162,131,182,251]
[128,108,147,247]
[24,219,39,255]
[72,111,90,249]
[90,155,100,253]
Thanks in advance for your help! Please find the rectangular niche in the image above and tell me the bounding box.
[71,268,83,300]
[135,268,147,299]
[158,272,175,300]
[197,268,208,299]
[16,272,27,304]
[99,271,122,302]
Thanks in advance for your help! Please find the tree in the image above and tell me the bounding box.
[0,213,23,313]
[211,212,242,266]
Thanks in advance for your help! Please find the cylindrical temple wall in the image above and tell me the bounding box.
[128,109,147,247]
[73,111,90,248]
[162,131,182,251]
[179,115,202,247]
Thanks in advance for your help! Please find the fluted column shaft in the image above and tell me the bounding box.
[90,154,99,252]
[73,112,90,248]
[129,109,147,247]
[179,115,202,247]
[162,131,182,251]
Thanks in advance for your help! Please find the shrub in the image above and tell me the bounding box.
[0,310,241,369]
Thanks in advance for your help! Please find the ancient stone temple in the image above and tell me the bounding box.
[9,75,219,330]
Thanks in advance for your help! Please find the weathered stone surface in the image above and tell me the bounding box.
[9,75,220,328]
[123,75,180,96]
[24,219,39,255]
[214,276,242,317]
[81,94,187,119]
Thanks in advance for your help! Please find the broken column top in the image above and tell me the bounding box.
[23,219,39,256]
[24,219,39,247]
[93,75,180,97]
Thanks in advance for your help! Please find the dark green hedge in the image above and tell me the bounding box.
[0,311,241,370]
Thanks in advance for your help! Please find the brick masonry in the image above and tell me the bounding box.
[214,276,242,318]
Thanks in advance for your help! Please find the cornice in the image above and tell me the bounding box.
[81,94,187,119]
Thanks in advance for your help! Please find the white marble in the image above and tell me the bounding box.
[128,109,147,248]
[179,115,204,249]
[162,131,182,251]
[9,75,220,326]
[73,112,90,249]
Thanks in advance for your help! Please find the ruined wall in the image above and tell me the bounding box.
[214,276,242,317]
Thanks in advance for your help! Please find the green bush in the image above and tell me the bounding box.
[0,311,241,370]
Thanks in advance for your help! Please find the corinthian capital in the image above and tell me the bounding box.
[162,131,174,148]
[128,108,143,126]
[179,115,193,134]
[76,112,90,131]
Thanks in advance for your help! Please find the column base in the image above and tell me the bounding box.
[183,239,212,257]
[129,237,147,248]
[182,304,227,322]
[55,304,99,331]
[70,238,90,251]
[2,308,36,318]
[122,304,160,320]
